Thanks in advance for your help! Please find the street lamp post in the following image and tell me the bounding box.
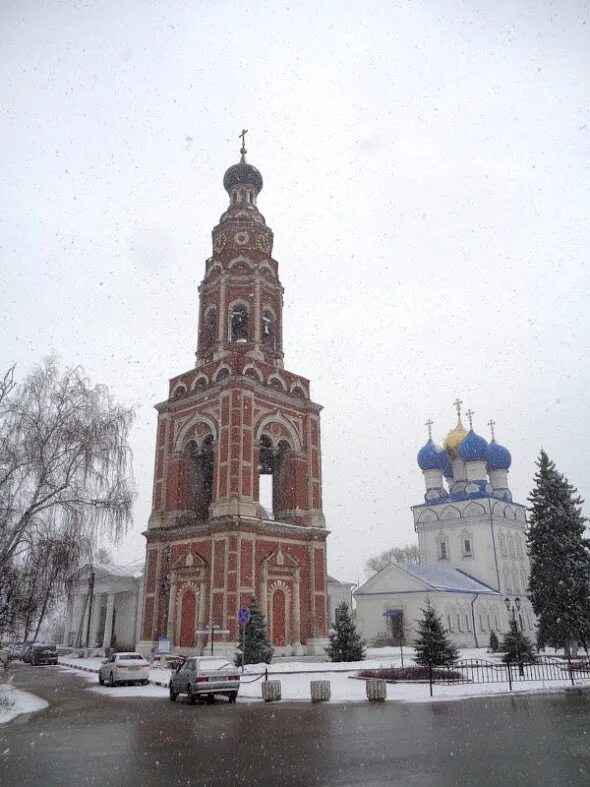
[505,596,523,676]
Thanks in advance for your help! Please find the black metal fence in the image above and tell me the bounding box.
[428,656,590,695]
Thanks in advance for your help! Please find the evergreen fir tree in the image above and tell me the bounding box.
[326,602,365,662]
[527,450,590,653]
[500,618,536,664]
[234,597,273,667]
[414,598,458,667]
[488,630,499,653]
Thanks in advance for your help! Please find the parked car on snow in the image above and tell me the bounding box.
[29,644,58,665]
[22,642,38,663]
[99,652,150,686]
[169,657,240,704]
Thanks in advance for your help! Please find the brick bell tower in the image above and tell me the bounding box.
[138,134,328,657]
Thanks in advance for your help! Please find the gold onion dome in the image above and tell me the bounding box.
[443,419,468,459]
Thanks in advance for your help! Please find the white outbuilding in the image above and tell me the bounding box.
[63,561,144,651]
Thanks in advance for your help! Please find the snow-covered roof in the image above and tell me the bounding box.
[327,575,355,586]
[96,559,144,579]
[397,565,498,594]
[71,559,144,581]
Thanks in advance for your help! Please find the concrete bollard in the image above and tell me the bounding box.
[310,680,331,703]
[366,678,387,702]
[261,680,281,702]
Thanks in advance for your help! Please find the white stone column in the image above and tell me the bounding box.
[63,597,73,645]
[89,593,102,648]
[102,593,115,649]
[72,595,85,646]
[80,595,92,647]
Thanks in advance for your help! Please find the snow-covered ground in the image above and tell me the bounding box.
[0,683,48,725]
[56,647,590,704]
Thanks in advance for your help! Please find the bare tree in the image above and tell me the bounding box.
[0,357,135,635]
[365,543,420,577]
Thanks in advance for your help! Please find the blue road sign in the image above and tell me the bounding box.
[238,606,251,625]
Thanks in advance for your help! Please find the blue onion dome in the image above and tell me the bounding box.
[487,440,512,471]
[223,154,263,195]
[417,440,444,471]
[459,429,489,462]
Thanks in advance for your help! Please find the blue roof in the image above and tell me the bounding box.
[459,429,489,462]
[487,440,512,470]
[417,439,444,471]
[397,564,499,594]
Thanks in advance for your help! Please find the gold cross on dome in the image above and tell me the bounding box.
[453,398,463,418]
[239,128,248,156]
[465,409,474,429]
[425,419,434,440]
[488,419,496,440]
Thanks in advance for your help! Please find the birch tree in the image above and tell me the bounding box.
[0,357,135,635]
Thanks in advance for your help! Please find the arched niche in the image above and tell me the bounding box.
[463,502,486,518]
[418,508,439,523]
[440,505,461,521]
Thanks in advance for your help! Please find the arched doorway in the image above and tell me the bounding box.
[179,590,196,648]
[272,589,286,646]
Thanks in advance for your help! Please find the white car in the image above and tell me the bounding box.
[98,652,150,686]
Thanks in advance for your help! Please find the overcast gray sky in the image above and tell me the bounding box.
[2,1,589,584]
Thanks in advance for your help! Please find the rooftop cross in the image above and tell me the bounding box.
[453,397,463,420]
[239,128,248,158]
[465,409,474,429]
[425,418,434,440]
[487,419,496,441]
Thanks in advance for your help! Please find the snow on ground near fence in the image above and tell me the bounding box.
[0,684,48,725]
[57,648,590,704]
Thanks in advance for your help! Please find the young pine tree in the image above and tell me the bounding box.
[234,598,274,667]
[326,602,365,662]
[527,450,590,654]
[488,630,499,653]
[500,618,536,664]
[414,598,458,667]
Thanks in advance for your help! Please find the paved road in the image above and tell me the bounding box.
[2,663,590,786]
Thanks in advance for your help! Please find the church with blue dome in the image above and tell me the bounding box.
[355,399,536,649]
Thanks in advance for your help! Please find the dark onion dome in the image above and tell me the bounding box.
[487,439,512,471]
[417,439,444,471]
[223,154,263,195]
[459,429,489,462]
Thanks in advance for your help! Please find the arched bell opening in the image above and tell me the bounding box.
[258,435,291,521]
[229,302,249,343]
[185,435,214,520]
[262,309,276,351]
[202,306,217,350]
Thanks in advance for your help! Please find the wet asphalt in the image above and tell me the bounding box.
[1,662,590,786]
